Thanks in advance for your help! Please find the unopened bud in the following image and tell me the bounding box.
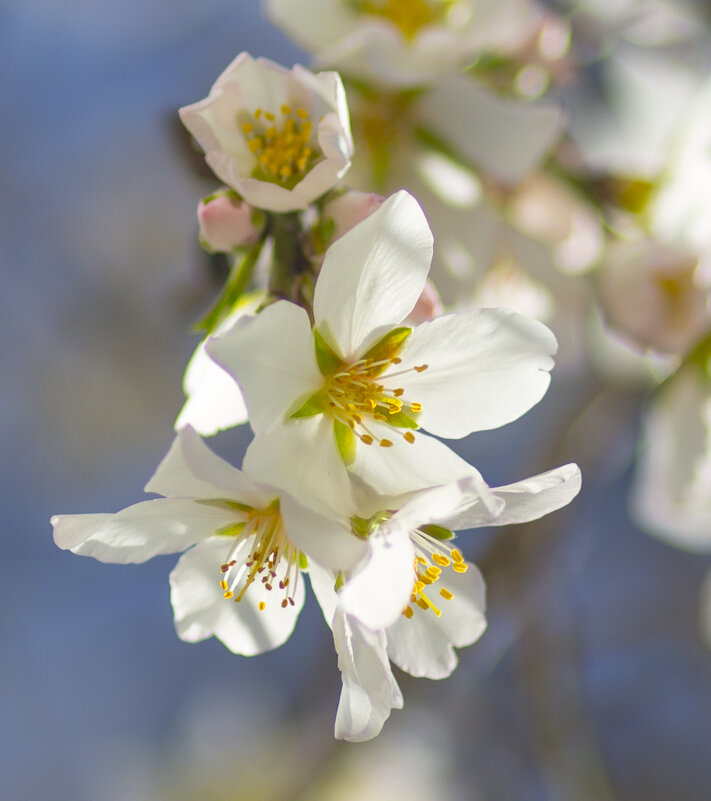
[323,191,385,242]
[198,191,261,253]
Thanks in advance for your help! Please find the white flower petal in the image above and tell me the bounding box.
[338,522,414,630]
[444,463,582,530]
[266,0,357,54]
[333,610,403,742]
[350,423,476,498]
[145,427,272,508]
[393,308,556,438]
[170,537,306,656]
[175,341,249,437]
[243,417,357,517]
[206,301,322,433]
[308,563,340,629]
[387,560,486,679]
[280,493,366,572]
[313,190,432,359]
[418,76,564,184]
[51,499,236,564]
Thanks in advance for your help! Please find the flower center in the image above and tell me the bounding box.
[360,0,451,39]
[241,105,318,187]
[325,354,428,448]
[217,501,302,611]
[403,529,467,619]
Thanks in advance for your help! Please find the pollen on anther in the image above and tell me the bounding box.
[220,580,229,590]
[242,122,254,134]
[391,357,402,364]
[223,591,234,599]
[403,605,414,619]
[281,599,289,608]
[404,431,416,444]
[264,111,275,121]
[258,601,266,611]
[414,364,429,372]
[410,402,422,412]
[361,434,374,445]
[220,564,229,573]
[380,439,393,448]
[440,588,454,601]
[280,104,291,115]
[296,108,308,118]
[393,388,405,397]
[432,553,450,567]
[452,549,464,563]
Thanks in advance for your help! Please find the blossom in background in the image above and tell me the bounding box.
[266,0,541,88]
[207,191,558,507]
[598,238,711,356]
[309,463,582,740]
[632,360,711,552]
[180,52,353,212]
[52,427,365,656]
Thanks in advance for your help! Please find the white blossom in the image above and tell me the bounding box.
[207,190,558,509]
[180,52,353,212]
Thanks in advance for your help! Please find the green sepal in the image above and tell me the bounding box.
[362,326,411,375]
[334,571,346,592]
[350,515,370,539]
[420,524,454,541]
[298,552,309,570]
[334,420,357,466]
[291,390,327,419]
[314,328,345,375]
[214,522,247,537]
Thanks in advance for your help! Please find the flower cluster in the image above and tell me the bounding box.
[51,42,583,741]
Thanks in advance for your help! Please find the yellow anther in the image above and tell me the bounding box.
[426,566,441,577]
[223,591,234,599]
[281,599,288,608]
[380,439,393,447]
[415,597,429,611]
[374,413,388,421]
[416,556,427,565]
[414,364,429,372]
[440,588,454,601]
[280,104,291,114]
[410,402,422,412]
[254,108,262,119]
[264,111,275,121]
[258,601,266,611]
[403,605,414,619]
[279,166,293,178]
[452,563,468,574]
[451,549,464,563]
[404,431,416,444]
[361,434,374,445]
[220,580,229,590]
[391,357,402,364]
[265,126,277,139]
[393,388,405,397]
[296,108,308,118]
[432,553,450,567]
[248,138,262,154]
[241,122,254,134]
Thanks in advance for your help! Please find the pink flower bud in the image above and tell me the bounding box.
[323,191,385,242]
[409,280,443,323]
[198,193,260,253]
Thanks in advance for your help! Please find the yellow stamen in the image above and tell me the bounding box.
[440,588,454,600]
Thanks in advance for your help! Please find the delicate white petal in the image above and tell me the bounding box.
[350,423,476,499]
[243,417,357,517]
[444,463,582,531]
[51,513,113,551]
[393,308,556,438]
[51,499,236,564]
[308,563,340,629]
[333,610,402,742]
[175,340,249,436]
[170,537,305,656]
[387,476,503,534]
[338,522,414,630]
[418,76,564,184]
[206,301,322,433]
[266,0,357,54]
[145,427,272,508]
[387,559,486,679]
[280,493,366,572]
[313,191,432,359]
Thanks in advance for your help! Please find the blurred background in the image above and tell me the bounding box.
[3,1,711,799]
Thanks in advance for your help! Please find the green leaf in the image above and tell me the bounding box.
[291,390,327,419]
[314,327,344,375]
[362,326,411,375]
[334,420,357,466]
[420,524,454,541]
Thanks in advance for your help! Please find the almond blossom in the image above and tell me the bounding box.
[52,427,365,656]
[266,0,541,88]
[180,52,353,212]
[309,463,582,741]
[207,190,558,509]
